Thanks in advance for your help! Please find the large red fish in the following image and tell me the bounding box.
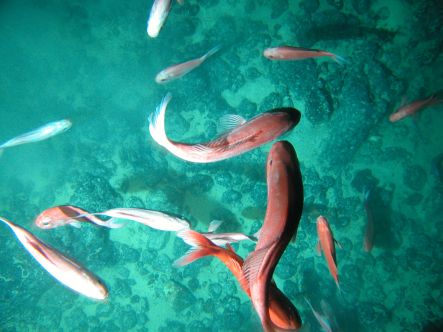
[175,229,301,330]
[149,94,301,163]
[242,141,304,332]
[316,216,340,288]
[389,95,441,122]
[263,46,346,64]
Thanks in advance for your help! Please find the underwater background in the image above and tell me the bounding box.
[0,0,442,331]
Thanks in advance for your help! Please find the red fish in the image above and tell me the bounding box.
[263,46,346,64]
[35,205,121,229]
[242,141,304,332]
[316,216,340,288]
[149,94,301,163]
[389,95,441,122]
[175,229,302,331]
[363,189,374,252]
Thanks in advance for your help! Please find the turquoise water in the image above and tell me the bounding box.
[0,0,442,331]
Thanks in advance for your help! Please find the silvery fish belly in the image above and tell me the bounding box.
[0,119,72,149]
[0,216,108,300]
[147,0,171,38]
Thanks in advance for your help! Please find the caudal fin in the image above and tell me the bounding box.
[174,230,217,266]
[201,45,221,61]
[149,93,172,149]
[332,54,348,66]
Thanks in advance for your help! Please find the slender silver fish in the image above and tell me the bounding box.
[89,208,190,232]
[155,45,221,83]
[0,216,108,300]
[147,0,172,38]
[200,220,257,246]
[0,119,72,152]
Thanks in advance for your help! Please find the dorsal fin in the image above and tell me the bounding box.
[218,114,246,133]
[207,220,223,233]
[242,246,269,284]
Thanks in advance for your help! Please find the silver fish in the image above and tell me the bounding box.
[200,220,257,246]
[0,119,72,151]
[93,208,190,232]
[0,216,108,300]
[147,0,172,38]
[155,45,220,83]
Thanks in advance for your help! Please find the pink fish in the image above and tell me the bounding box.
[263,46,346,64]
[316,216,340,288]
[175,229,302,330]
[155,45,220,83]
[363,189,374,252]
[149,94,301,163]
[35,205,121,229]
[389,95,441,122]
[0,216,108,300]
[242,141,304,332]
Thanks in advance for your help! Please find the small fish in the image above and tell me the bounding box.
[91,208,190,232]
[155,45,220,83]
[149,94,301,163]
[242,141,304,332]
[363,189,374,252]
[316,216,340,288]
[389,95,442,122]
[0,216,108,300]
[35,205,122,229]
[147,0,172,38]
[199,220,257,246]
[0,119,71,152]
[175,229,302,331]
[263,46,346,64]
[304,297,333,332]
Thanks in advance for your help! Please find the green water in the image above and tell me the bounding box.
[0,0,442,331]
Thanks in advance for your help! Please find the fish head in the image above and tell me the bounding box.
[35,215,58,229]
[155,71,170,83]
[266,141,298,178]
[263,48,279,59]
[316,215,329,233]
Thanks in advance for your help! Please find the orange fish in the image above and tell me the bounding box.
[263,46,346,64]
[242,141,304,332]
[35,205,121,229]
[389,95,441,122]
[316,216,340,288]
[175,229,302,331]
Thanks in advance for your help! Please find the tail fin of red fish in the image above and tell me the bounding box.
[174,230,217,266]
[332,54,347,66]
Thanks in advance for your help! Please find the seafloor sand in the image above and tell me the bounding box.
[0,0,442,331]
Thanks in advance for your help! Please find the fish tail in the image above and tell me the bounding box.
[332,54,347,66]
[202,44,221,60]
[149,93,173,149]
[174,230,217,266]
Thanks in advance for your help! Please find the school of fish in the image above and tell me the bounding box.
[0,1,441,332]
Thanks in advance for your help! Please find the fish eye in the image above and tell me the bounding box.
[41,218,51,226]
